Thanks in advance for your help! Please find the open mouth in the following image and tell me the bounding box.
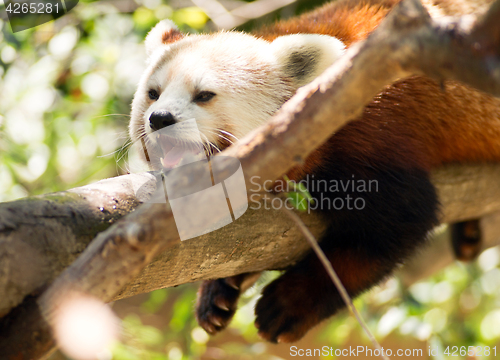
[156,134,206,169]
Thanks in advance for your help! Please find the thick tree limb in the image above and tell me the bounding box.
[2,164,500,316]
[400,211,500,286]
[0,173,156,318]
[2,165,500,360]
[1,0,500,358]
[116,164,500,299]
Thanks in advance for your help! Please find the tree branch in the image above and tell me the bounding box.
[0,173,156,317]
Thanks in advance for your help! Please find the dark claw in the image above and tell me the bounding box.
[195,278,241,335]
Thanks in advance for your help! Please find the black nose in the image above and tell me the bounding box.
[149,110,177,131]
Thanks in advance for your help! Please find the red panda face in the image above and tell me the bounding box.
[129,20,345,169]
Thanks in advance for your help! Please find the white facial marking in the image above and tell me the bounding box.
[130,29,345,164]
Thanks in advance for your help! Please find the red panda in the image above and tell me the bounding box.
[129,0,500,343]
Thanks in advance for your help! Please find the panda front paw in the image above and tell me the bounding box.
[196,278,241,334]
[254,275,322,343]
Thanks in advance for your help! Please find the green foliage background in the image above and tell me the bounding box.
[1,0,500,359]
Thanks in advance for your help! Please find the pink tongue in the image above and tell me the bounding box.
[161,146,186,168]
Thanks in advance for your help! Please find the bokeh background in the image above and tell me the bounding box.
[1,0,500,359]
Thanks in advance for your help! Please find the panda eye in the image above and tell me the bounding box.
[193,91,216,103]
[148,89,160,101]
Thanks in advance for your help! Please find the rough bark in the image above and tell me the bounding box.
[2,165,500,360]
[1,164,500,316]
[400,211,500,286]
[1,0,500,358]
[0,173,156,318]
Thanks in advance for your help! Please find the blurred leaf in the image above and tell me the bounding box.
[172,7,208,30]
[286,191,308,212]
[133,7,157,30]
[170,289,196,332]
[141,288,169,314]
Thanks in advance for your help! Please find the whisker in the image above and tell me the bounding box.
[200,133,217,156]
[209,142,221,154]
[198,126,240,146]
[116,142,133,163]
[218,129,239,141]
[91,114,131,121]
[98,138,132,159]
[201,130,234,145]
[211,132,236,146]
[203,140,211,156]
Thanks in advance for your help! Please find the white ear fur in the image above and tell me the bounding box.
[145,19,183,58]
[270,34,345,86]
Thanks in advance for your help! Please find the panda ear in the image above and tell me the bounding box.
[145,20,185,58]
[270,34,345,87]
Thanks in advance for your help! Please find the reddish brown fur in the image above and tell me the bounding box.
[161,28,184,44]
[254,247,393,343]
[256,0,399,45]
[257,0,500,180]
[197,0,500,343]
